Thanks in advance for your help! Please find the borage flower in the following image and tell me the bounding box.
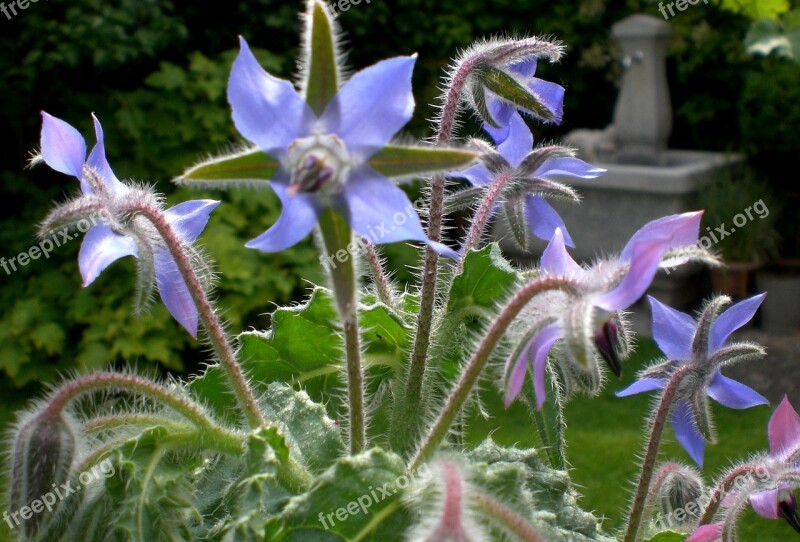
[226,37,456,258]
[39,112,218,337]
[504,211,705,409]
[450,111,604,249]
[617,294,769,467]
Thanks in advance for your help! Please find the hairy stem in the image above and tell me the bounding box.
[83,413,191,434]
[472,493,545,542]
[409,276,575,469]
[318,209,366,454]
[456,170,514,273]
[126,201,265,429]
[400,56,480,452]
[362,238,396,309]
[698,464,761,526]
[623,364,693,542]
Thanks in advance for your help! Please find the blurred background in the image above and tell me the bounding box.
[0,0,798,539]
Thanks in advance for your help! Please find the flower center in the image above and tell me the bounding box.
[286,134,351,196]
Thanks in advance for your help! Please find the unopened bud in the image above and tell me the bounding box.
[656,463,705,528]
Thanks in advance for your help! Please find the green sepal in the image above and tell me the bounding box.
[367,145,478,179]
[177,147,279,186]
[304,0,340,115]
[481,66,556,122]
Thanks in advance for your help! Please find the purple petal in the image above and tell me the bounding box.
[228,37,313,159]
[540,227,582,276]
[509,57,538,78]
[524,195,574,247]
[154,248,198,337]
[165,200,221,243]
[686,524,722,542]
[79,224,138,287]
[672,400,706,467]
[40,112,86,179]
[246,180,320,252]
[321,55,416,160]
[529,78,565,124]
[337,166,458,259]
[86,114,125,195]
[769,396,800,459]
[707,370,768,409]
[709,293,766,352]
[530,323,563,409]
[484,100,516,143]
[496,112,532,167]
[534,156,606,179]
[648,295,695,360]
[451,163,492,186]
[615,377,666,397]
[619,212,703,264]
[504,342,532,408]
[750,488,781,519]
[596,239,664,311]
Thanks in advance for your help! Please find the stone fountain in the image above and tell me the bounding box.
[499,13,744,310]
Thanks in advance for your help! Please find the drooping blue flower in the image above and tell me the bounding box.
[617,294,769,467]
[452,112,604,247]
[227,37,456,258]
[40,112,219,337]
[504,212,703,409]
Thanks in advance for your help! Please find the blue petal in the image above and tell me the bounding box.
[706,370,768,409]
[450,163,492,186]
[321,55,416,160]
[671,400,706,467]
[528,323,563,409]
[709,293,766,352]
[154,248,198,338]
[496,112,532,167]
[540,228,582,276]
[79,224,138,287]
[596,239,665,311]
[246,180,320,252]
[615,377,666,397]
[529,77,565,124]
[509,57,537,78]
[648,296,695,360]
[86,114,126,195]
[619,212,703,265]
[228,37,313,159]
[337,166,457,259]
[165,200,221,243]
[484,99,516,143]
[524,195,574,247]
[534,156,606,179]
[40,112,86,179]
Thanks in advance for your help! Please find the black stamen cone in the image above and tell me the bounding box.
[779,490,800,535]
[595,320,622,377]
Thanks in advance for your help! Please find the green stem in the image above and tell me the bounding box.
[623,365,693,542]
[409,276,575,470]
[318,209,366,454]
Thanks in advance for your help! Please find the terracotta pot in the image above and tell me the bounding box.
[755,259,800,333]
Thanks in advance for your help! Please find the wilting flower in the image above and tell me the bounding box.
[504,212,704,409]
[450,111,604,248]
[617,294,768,467]
[39,112,219,337]
[748,396,800,532]
[227,37,456,258]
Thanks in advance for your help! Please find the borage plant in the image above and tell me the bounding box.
[4,2,785,541]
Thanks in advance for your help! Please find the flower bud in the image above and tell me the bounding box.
[655,463,705,529]
[9,407,79,536]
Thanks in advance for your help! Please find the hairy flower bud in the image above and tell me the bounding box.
[654,463,705,529]
[9,407,79,536]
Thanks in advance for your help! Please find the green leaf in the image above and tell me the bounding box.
[264,448,412,542]
[304,0,340,115]
[644,531,686,542]
[720,0,789,20]
[177,147,279,186]
[367,145,478,179]
[471,82,502,128]
[481,66,556,122]
[446,243,519,324]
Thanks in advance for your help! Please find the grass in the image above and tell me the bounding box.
[0,337,792,541]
